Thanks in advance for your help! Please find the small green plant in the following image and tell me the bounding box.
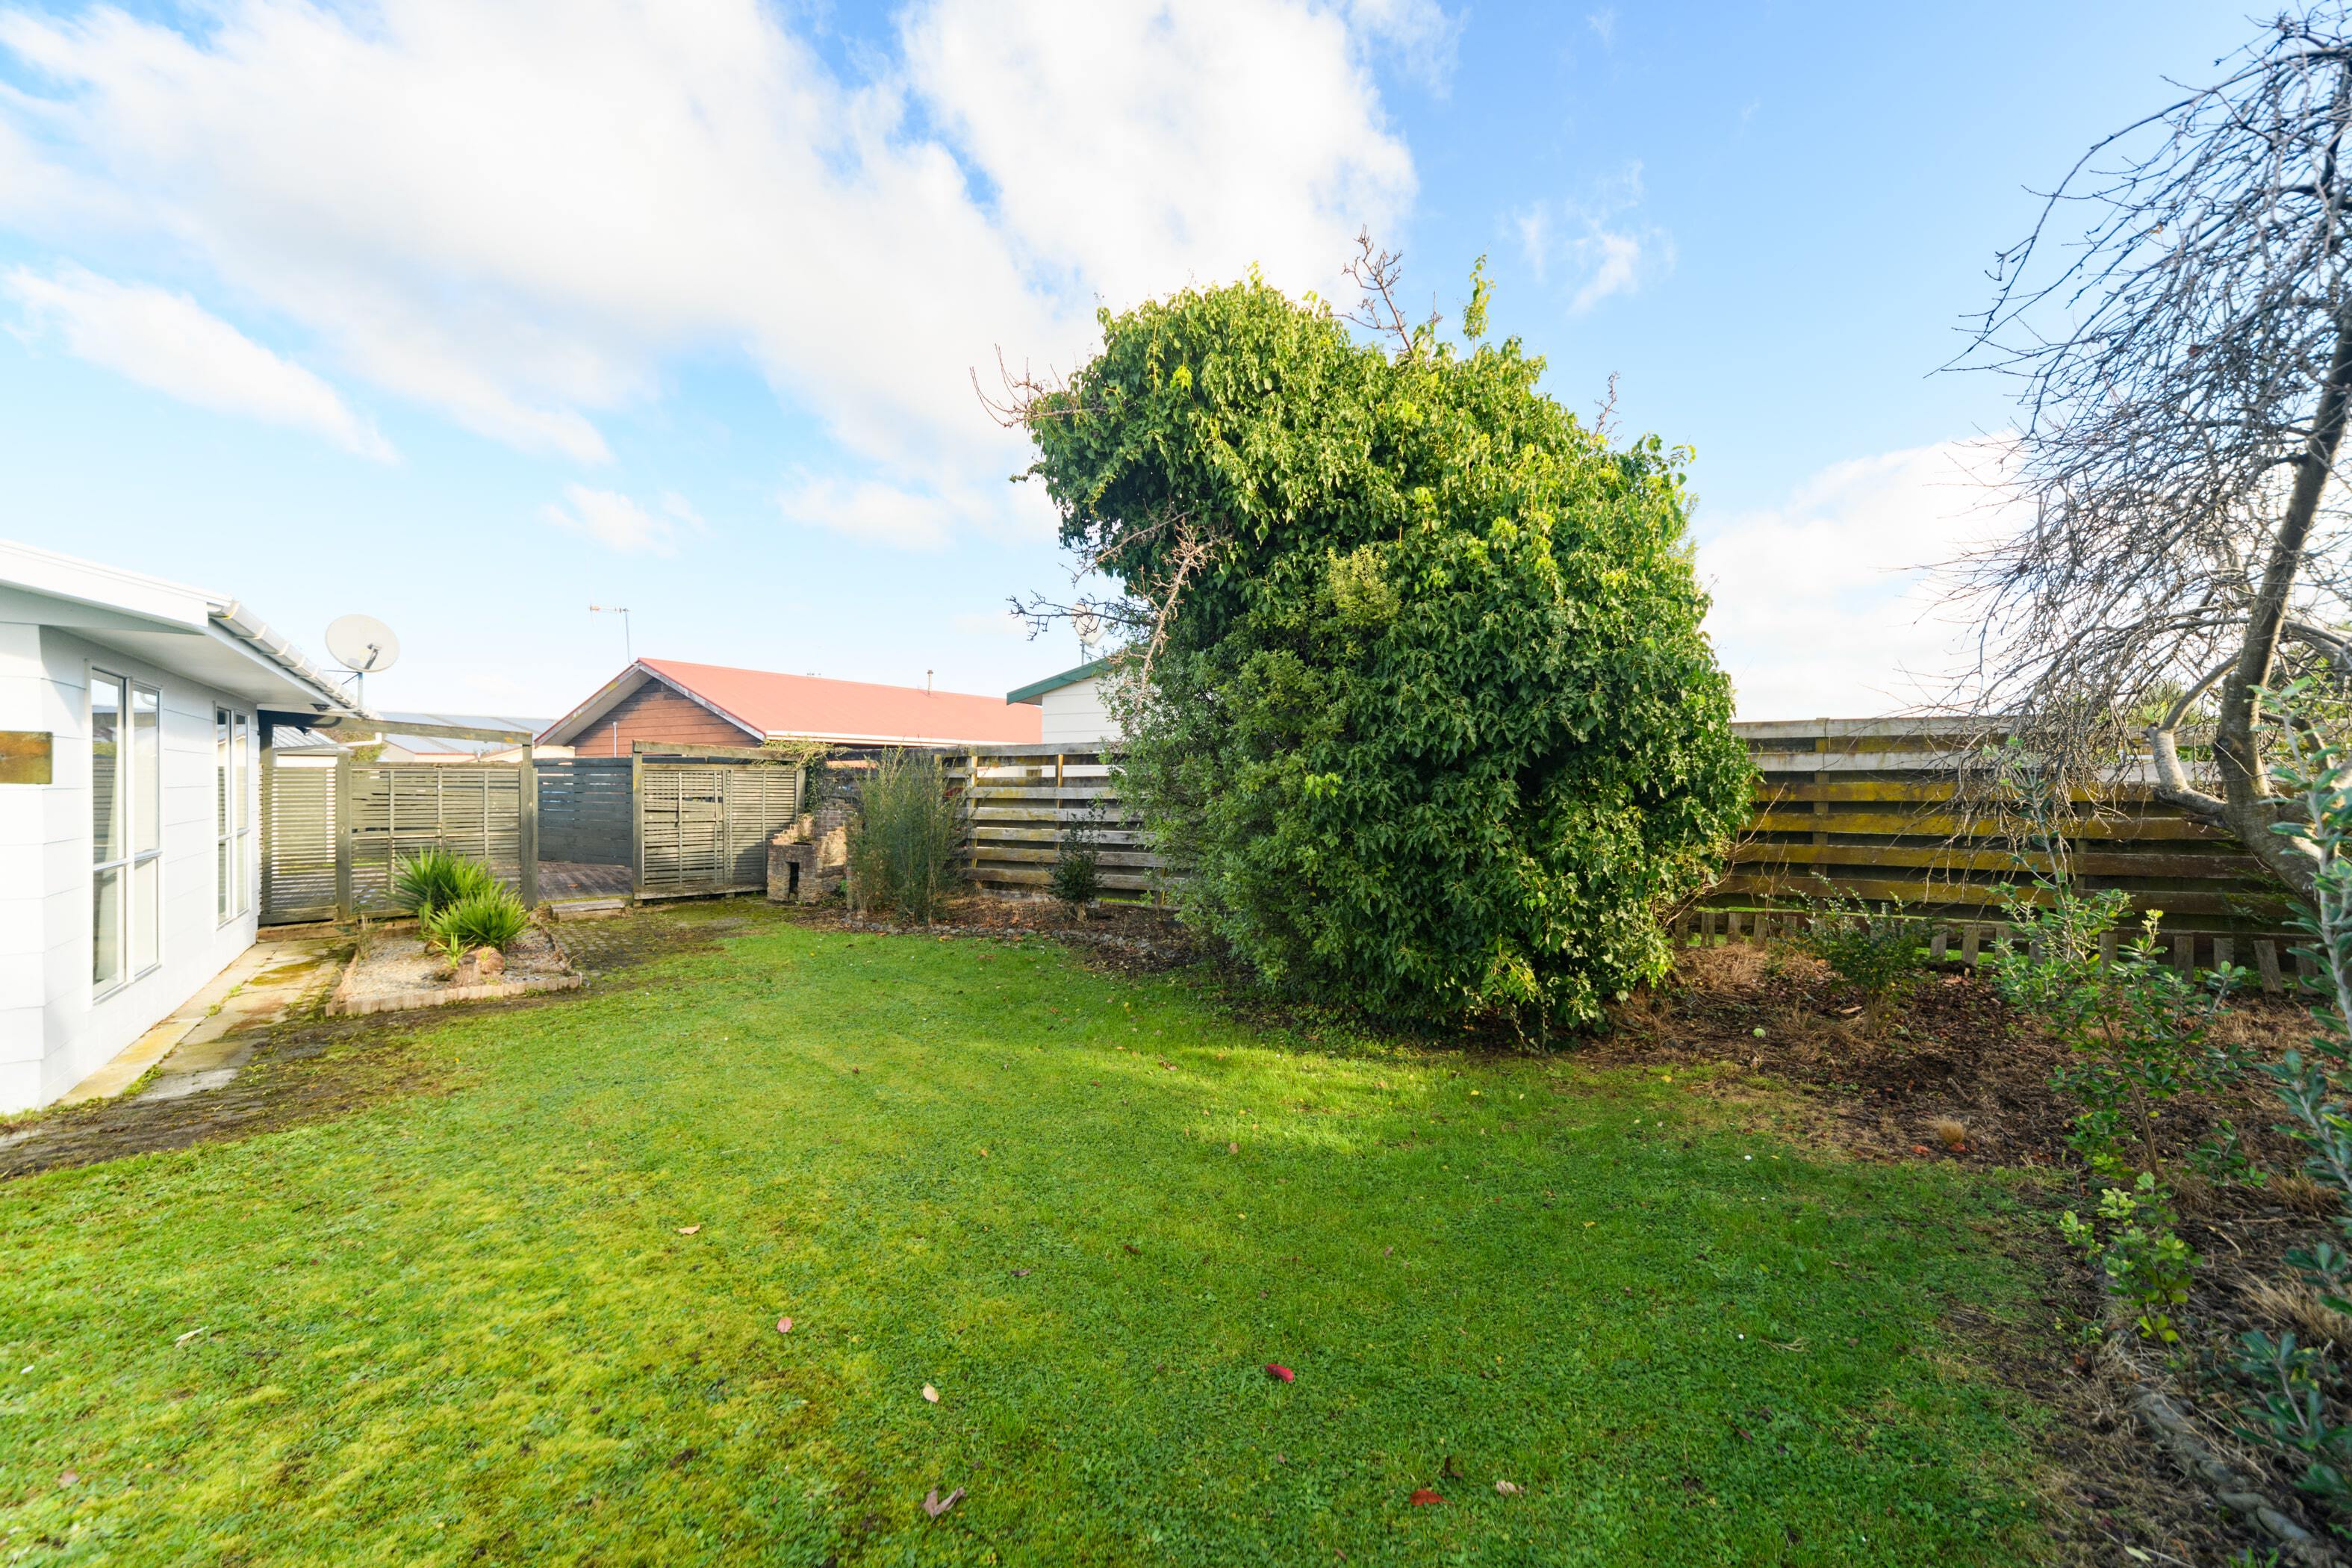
[394,849,497,918]
[2058,1172,2197,1343]
[1051,798,1104,915]
[2232,1328,2352,1513]
[426,886,531,953]
[846,750,963,925]
[1990,870,2248,1345]
[1796,879,1924,1034]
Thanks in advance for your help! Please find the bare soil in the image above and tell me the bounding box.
[339,924,572,1004]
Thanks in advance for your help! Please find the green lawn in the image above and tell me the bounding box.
[3,907,2060,1565]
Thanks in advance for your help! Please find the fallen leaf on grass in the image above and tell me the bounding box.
[57,1470,78,1489]
[1495,1479,1521,1496]
[677,1225,701,1236]
[1011,1269,1032,1278]
[1228,1142,1239,1154]
[1408,1487,1443,1506]
[923,1486,964,1518]
[922,1384,940,1403]
[1264,1363,1295,1383]
[776,1317,793,1334]
[1122,1242,1142,1256]
[173,1328,205,1346]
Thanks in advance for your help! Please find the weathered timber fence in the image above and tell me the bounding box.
[537,756,632,865]
[942,722,2303,967]
[943,746,1159,900]
[1713,719,2294,972]
[632,744,806,900]
[261,753,535,923]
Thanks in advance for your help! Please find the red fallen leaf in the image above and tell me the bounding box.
[1264,1363,1295,1383]
[1910,1145,1931,1155]
[1409,1487,1444,1506]
[776,1316,793,1334]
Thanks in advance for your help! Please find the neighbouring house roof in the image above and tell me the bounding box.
[537,659,1043,749]
[1007,656,1111,706]
[0,537,368,721]
[376,712,551,757]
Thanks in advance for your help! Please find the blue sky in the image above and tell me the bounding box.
[0,0,2253,720]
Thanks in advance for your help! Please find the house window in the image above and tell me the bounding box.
[216,707,250,921]
[93,672,161,992]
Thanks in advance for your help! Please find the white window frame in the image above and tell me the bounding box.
[216,706,252,923]
[92,668,162,996]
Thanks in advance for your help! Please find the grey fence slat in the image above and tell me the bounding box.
[537,756,633,865]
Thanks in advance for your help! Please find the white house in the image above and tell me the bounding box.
[1,540,365,1113]
[1007,657,1118,745]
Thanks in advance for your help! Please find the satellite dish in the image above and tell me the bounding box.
[1073,607,1104,654]
[326,614,400,674]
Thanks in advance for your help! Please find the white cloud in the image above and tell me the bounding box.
[1514,161,1670,315]
[4,262,393,459]
[1587,9,1618,46]
[777,476,965,551]
[1695,438,2021,719]
[950,606,1031,639]
[0,0,1429,541]
[542,484,681,555]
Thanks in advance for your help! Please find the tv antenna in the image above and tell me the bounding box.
[324,614,399,710]
[590,604,633,662]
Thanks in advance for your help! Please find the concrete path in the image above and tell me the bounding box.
[58,937,342,1106]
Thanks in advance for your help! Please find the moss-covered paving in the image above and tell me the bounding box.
[1,906,2062,1564]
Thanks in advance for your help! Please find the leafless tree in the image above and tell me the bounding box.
[1950,5,2352,896]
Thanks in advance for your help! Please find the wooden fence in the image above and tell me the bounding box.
[1715,720,2294,970]
[261,753,534,923]
[942,722,2304,968]
[632,747,806,900]
[943,747,1157,900]
[537,756,632,865]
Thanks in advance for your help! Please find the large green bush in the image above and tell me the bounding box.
[1021,273,1750,1029]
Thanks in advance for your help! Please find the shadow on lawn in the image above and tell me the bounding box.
[0,903,758,1181]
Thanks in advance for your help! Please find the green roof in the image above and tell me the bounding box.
[1007,656,1110,706]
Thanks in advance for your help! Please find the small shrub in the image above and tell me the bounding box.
[1796,881,1925,1034]
[2058,1172,2198,1343]
[394,849,497,918]
[426,886,531,953]
[1051,804,1104,914]
[847,750,963,925]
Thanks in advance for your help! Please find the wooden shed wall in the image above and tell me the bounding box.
[567,683,757,757]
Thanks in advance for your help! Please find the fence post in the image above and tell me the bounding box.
[628,750,644,902]
[333,750,354,924]
[518,743,539,909]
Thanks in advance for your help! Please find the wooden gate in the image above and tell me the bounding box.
[261,750,538,923]
[537,757,632,865]
[634,746,803,898]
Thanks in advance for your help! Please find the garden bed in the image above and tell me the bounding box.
[328,924,582,1015]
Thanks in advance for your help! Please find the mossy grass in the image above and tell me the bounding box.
[2,906,2060,1564]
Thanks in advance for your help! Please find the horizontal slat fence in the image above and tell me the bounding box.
[346,764,527,915]
[943,746,1159,900]
[945,723,2303,969]
[537,756,632,865]
[1720,719,2294,973]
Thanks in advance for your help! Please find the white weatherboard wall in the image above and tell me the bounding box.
[0,628,259,1110]
[1039,674,1116,746]
[0,621,46,1101]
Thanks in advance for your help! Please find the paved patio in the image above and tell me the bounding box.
[540,859,634,902]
